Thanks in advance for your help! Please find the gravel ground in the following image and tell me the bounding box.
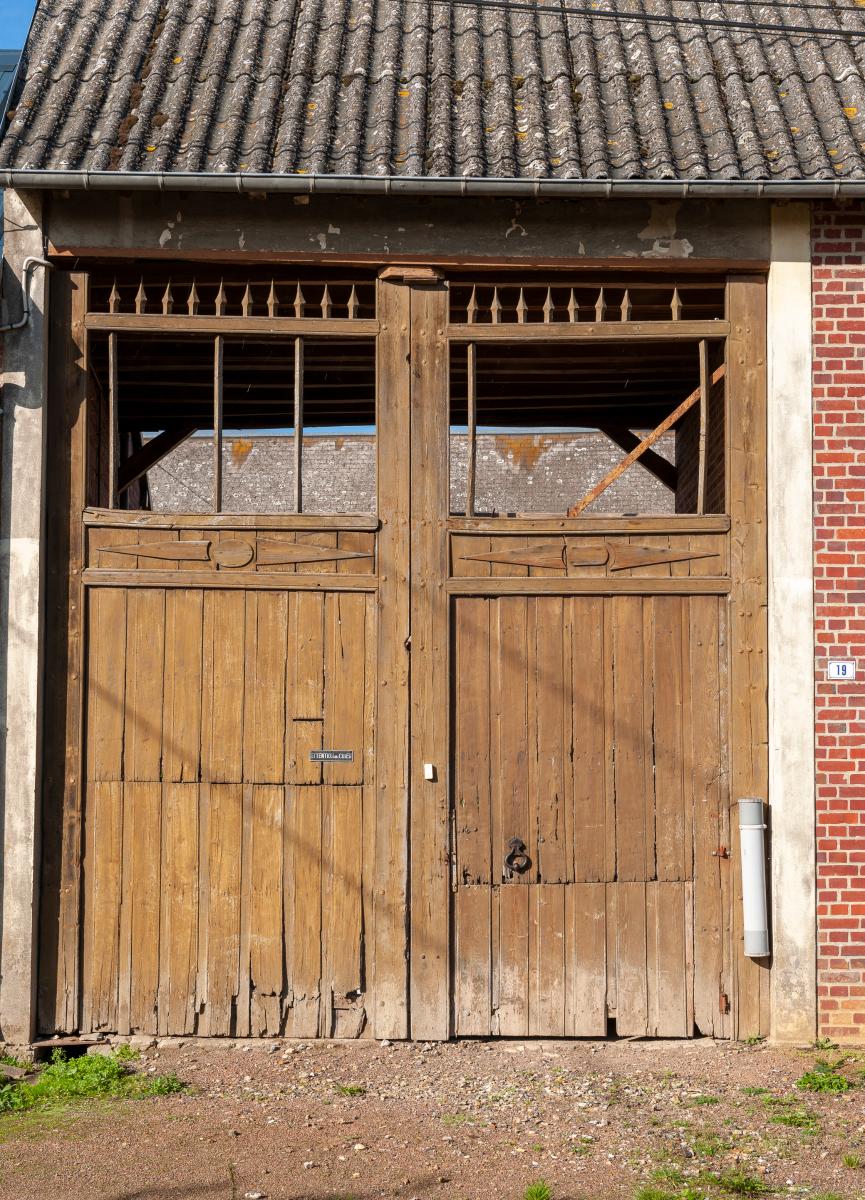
[1,1037,864,1200]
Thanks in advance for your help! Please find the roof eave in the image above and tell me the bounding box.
[2,170,864,199]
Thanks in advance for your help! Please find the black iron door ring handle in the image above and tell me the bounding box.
[504,837,531,877]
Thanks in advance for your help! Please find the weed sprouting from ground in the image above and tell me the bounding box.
[0,1048,184,1115]
[523,1182,552,1200]
[813,1037,839,1051]
[795,1059,852,1094]
[335,1083,366,1097]
[714,1171,772,1195]
[741,1086,769,1096]
[691,1095,720,1106]
[842,1151,862,1168]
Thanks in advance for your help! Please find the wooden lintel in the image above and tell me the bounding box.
[599,426,678,491]
[117,424,196,493]
[569,365,726,517]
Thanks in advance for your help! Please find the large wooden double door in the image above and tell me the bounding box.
[41,269,768,1040]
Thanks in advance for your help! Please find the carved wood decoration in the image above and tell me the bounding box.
[103,538,373,569]
[459,541,719,572]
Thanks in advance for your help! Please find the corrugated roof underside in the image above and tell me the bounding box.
[3,0,865,179]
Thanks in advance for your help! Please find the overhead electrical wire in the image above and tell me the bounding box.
[421,0,865,41]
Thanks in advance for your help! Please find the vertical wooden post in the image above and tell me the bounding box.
[107,332,118,509]
[466,342,477,517]
[213,335,223,513]
[373,272,412,1039]
[697,339,709,514]
[40,272,89,1034]
[294,336,304,514]
[409,275,451,1039]
[726,275,769,1039]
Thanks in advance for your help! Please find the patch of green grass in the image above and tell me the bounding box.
[768,1106,818,1131]
[714,1171,772,1195]
[651,1168,685,1185]
[636,1189,678,1200]
[335,1083,366,1097]
[111,1044,140,1063]
[842,1151,862,1168]
[523,1183,552,1200]
[691,1095,720,1106]
[808,1194,843,1200]
[796,1059,851,1094]
[693,1132,732,1156]
[0,1049,185,1115]
[743,1036,765,1047]
[741,1086,769,1096]
[814,1037,839,1051]
[0,1054,30,1070]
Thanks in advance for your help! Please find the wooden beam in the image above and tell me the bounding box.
[107,332,119,509]
[294,336,304,514]
[213,335,223,512]
[448,319,729,343]
[599,426,678,491]
[85,313,380,337]
[568,365,726,517]
[466,342,477,518]
[117,424,196,494]
[697,339,710,514]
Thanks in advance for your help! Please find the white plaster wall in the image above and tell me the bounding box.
[0,190,48,1045]
[767,202,817,1042]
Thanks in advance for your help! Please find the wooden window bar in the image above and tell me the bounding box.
[465,342,477,519]
[294,336,304,515]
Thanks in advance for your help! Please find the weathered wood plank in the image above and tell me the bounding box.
[159,783,199,1035]
[454,887,492,1036]
[494,885,529,1036]
[322,786,364,1037]
[249,785,284,1036]
[41,271,89,1033]
[727,276,769,1039]
[201,591,246,783]
[612,598,646,882]
[565,883,607,1036]
[373,274,411,1039]
[123,591,166,781]
[205,784,242,1036]
[529,885,565,1036]
[127,783,162,1032]
[162,590,204,783]
[454,599,491,884]
[409,278,451,1040]
[82,781,122,1032]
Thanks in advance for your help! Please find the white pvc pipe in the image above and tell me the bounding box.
[739,798,770,958]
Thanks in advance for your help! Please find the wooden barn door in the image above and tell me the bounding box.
[437,275,768,1039]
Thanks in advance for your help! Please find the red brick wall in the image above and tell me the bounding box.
[812,202,865,1042]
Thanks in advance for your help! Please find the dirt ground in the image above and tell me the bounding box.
[1,1037,864,1200]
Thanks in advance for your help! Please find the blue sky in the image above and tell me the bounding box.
[1,0,36,48]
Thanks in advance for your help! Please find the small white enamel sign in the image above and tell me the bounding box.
[828,659,857,681]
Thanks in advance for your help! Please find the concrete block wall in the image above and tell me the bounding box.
[812,202,865,1041]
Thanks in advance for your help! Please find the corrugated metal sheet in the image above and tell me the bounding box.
[2,1,865,180]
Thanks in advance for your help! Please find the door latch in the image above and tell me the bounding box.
[504,837,532,878]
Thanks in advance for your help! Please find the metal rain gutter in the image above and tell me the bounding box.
[2,170,865,198]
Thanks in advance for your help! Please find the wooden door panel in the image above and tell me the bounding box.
[452,591,726,1037]
[81,570,375,1038]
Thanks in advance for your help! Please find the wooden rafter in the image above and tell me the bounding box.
[117,424,198,494]
[568,364,726,517]
[598,426,678,491]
